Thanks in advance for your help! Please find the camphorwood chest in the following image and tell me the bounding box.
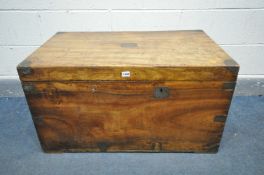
[17,31,239,153]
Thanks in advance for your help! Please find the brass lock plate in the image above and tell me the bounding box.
[154,87,169,99]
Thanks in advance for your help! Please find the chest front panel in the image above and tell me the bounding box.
[23,80,234,152]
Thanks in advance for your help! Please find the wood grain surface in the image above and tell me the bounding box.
[18,31,239,153]
[23,81,235,152]
[17,31,239,81]
[18,66,238,81]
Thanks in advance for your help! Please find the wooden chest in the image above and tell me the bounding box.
[17,31,239,153]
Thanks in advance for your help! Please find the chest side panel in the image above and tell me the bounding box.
[23,81,235,153]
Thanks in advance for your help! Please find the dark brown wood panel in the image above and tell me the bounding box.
[18,66,238,82]
[23,81,234,153]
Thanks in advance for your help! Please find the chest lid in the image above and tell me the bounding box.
[17,31,239,82]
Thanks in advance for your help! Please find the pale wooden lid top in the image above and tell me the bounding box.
[19,31,238,68]
[18,31,239,81]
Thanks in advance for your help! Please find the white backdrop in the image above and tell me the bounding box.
[0,0,263,78]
